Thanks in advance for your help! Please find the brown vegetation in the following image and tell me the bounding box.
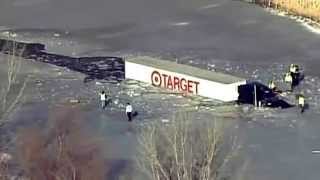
[15,106,107,180]
[256,0,320,22]
[0,37,108,180]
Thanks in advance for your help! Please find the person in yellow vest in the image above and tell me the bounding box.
[268,80,276,92]
[289,64,297,74]
[298,94,305,113]
[284,72,293,91]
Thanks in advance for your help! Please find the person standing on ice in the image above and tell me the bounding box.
[289,64,297,74]
[126,103,133,122]
[268,80,276,92]
[284,72,293,92]
[297,94,305,113]
[100,91,107,109]
[289,64,301,87]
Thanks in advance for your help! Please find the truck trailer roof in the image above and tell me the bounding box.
[126,56,245,84]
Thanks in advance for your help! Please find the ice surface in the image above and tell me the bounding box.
[1,0,320,179]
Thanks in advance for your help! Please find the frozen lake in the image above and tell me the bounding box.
[1,0,320,179]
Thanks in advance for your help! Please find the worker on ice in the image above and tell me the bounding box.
[289,64,301,86]
[100,91,107,109]
[289,64,298,74]
[284,72,293,92]
[126,103,133,122]
[297,94,305,113]
[268,80,276,92]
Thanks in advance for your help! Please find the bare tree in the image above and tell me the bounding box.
[0,34,29,180]
[0,34,28,124]
[15,106,107,180]
[136,112,238,180]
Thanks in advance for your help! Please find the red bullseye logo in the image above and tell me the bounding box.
[151,71,162,87]
[150,70,200,94]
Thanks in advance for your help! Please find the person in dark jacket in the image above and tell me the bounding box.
[126,103,133,121]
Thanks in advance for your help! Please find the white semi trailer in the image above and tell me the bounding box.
[125,56,247,102]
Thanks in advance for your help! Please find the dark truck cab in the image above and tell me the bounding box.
[238,82,293,109]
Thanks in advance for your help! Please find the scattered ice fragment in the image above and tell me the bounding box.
[2,31,9,36]
[95,82,103,85]
[171,22,190,26]
[53,33,60,37]
[312,150,320,154]
[114,99,119,105]
[199,3,220,10]
[225,67,232,71]
[0,153,12,163]
[161,119,170,123]
[70,99,80,103]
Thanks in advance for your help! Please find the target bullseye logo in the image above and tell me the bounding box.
[151,71,162,87]
[150,70,200,94]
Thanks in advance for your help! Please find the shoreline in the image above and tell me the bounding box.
[243,0,320,34]
[266,7,320,34]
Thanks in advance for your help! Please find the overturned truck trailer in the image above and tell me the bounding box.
[125,56,293,108]
[125,56,246,102]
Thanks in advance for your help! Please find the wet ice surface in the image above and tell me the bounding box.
[3,50,320,179]
[1,0,320,179]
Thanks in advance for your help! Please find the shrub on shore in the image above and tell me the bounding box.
[256,0,320,22]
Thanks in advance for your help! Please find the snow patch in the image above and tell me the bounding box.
[199,3,220,10]
[53,33,61,37]
[302,23,320,35]
[161,119,170,123]
[312,150,320,154]
[171,22,190,26]
[1,31,18,38]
